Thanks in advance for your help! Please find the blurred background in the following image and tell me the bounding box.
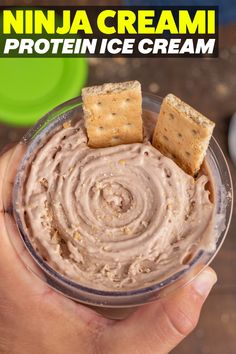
[0,1,235,353]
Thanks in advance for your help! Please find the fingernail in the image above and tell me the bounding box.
[192,269,217,299]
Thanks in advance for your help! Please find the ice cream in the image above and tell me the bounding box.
[16,118,216,291]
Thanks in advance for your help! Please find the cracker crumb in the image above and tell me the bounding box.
[91,226,98,232]
[141,221,148,228]
[51,230,60,243]
[39,178,48,189]
[118,159,126,165]
[142,267,151,273]
[102,245,111,251]
[123,226,132,235]
[63,121,71,129]
[73,231,81,240]
[44,200,49,210]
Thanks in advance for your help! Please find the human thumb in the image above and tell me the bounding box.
[102,267,217,354]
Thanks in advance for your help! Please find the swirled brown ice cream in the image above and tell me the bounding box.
[17,118,215,290]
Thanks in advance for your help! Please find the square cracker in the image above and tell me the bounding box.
[152,94,215,176]
[82,81,143,148]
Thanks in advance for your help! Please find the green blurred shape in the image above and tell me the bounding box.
[0,57,88,126]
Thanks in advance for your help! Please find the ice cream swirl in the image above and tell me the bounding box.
[19,120,215,290]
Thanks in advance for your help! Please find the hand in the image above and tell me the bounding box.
[0,145,217,354]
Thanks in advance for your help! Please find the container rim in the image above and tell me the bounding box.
[11,92,234,302]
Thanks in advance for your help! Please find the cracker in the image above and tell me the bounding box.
[82,81,143,148]
[152,94,215,176]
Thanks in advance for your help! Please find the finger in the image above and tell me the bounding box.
[0,146,112,326]
[0,145,64,295]
[1,211,112,327]
[0,146,15,212]
[2,211,45,278]
[0,143,16,158]
[0,143,26,212]
[0,144,43,272]
[0,145,29,266]
[0,144,34,265]
[102,267,217,354]
[0,145,42,282]
[0,145,48,292]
